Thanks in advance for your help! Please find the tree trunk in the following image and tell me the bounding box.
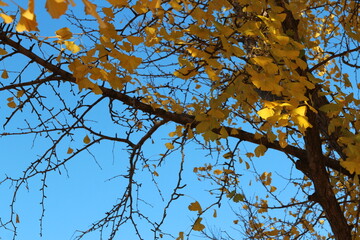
[303,96,351,240]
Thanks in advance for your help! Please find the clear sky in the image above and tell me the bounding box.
[0,127,298,240]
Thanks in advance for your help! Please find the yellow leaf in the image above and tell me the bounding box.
[233,193,244,202]
[278,131,288,148]
[208,109,225,119]
[187,128,194,139]
[67,147,73,154]
[148,0,161,10]
[230,128,239,135]
[90,83,103,95]
[16,214,20,223]
[213,209,217,218]
[0,48,7,55]
[106,0,127,7]
[1,70,8,79]
[82,0,106,28]
[233,220,239,224]
[258,108,274,120]
[254,132,263,140]
[176,232,184,240]
[254,145,267,157]
[341,160,360,175]
[295,58,307,70]
[223,151,233,159]
[213,169,223,175]
[205,67,219,81]
[188,201,202,213]
[16,10,38,32]
[251,72,283,93]
[7,101,16,108]
[102,7,114,18]
[192,218,205,231]
[45,0,69,19]
[120,41,132,52]
[169,0,182,11]
[16,1,38,32]
[0,13,13,23]
[294,116,312,129]
[165,142,174,150]
[64,41,81,53]
[292,106,307,116]
[120,55,142,73]
[270,186,277,192]
[56,27,73,40]
[127,36,143,45]
[252,56,273,67]
[174,67,198,79]
[133,1,148,14]
[213,21,234,37]
[82,0,96,15]
[195,121,210,133]
[271,48,299,59]
[83,135,91,144]
[153,171,159,176]
[275,35,290,45]
[267,229,280,236]
[319,103,342,113]
[17,90,24,98]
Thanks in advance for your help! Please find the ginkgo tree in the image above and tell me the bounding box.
[0,0,360,239]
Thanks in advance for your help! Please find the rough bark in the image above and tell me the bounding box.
[273,0,352,238]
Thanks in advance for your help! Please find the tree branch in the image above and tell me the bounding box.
[0,28,350,178]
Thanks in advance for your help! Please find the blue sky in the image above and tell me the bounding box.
[0,132,298,240]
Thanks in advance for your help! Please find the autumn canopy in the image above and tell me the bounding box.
[0,0,360,239]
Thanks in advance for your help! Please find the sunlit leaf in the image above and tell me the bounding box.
[258,108,275,120]
[0,13,13,23]
[64,41,81,53]
[16,0,38,32]
[45,0,69,18]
